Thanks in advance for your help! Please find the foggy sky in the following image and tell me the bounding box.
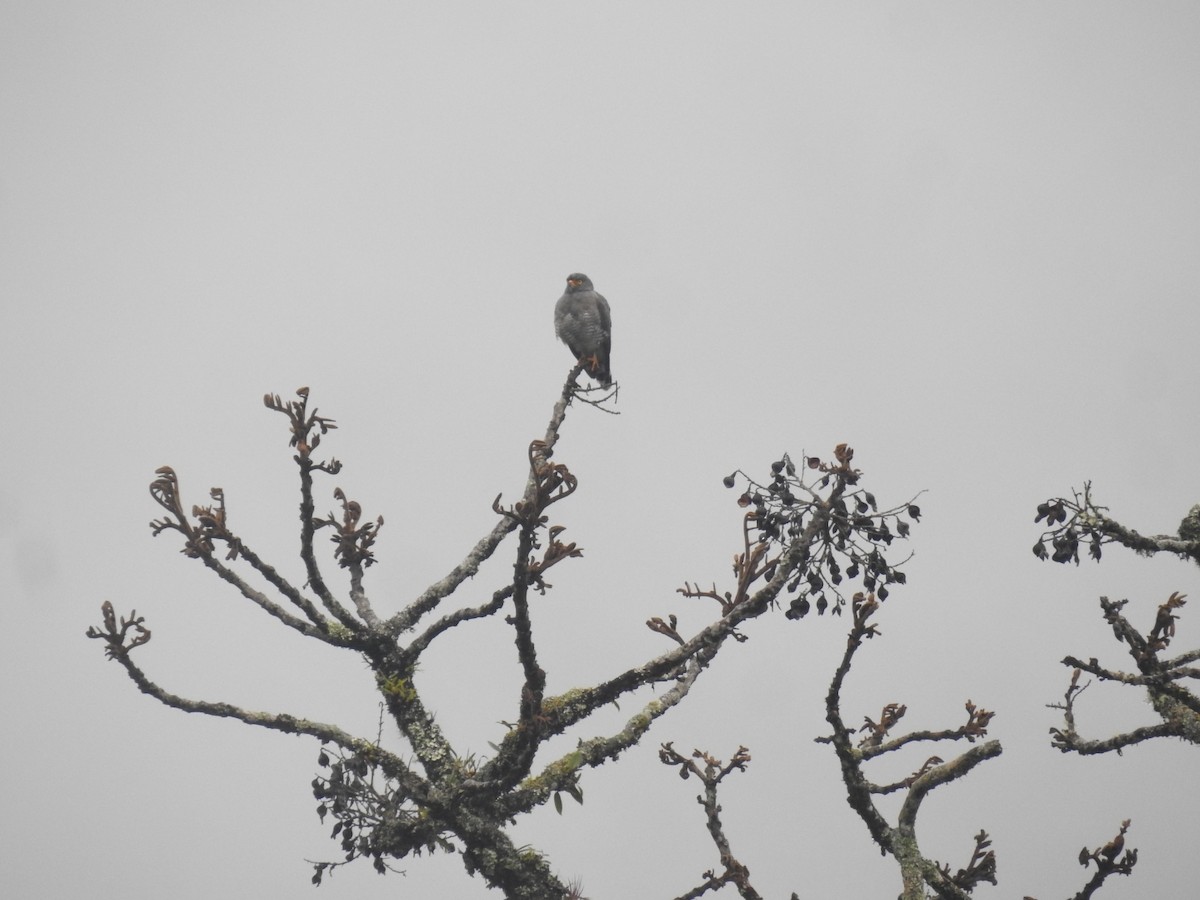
[2,4,1198,898]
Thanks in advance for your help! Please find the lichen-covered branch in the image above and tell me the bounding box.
[86,601,418,786]
[148,467,336,638]
[660,744,766,900]
[858,700,994,762]
[1048,594,1200,753]
[1036,486,1200,760]
[263,388,360,630]
[819,591,1002,900]
[97,373,652,897]
[484,441,574,789]
[497,644,719,820]
[403,587,511,660]
[100,367,1145,899]
[384,365,584,638]
[1034,485,1200,567]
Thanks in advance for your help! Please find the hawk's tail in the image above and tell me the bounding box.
[590,357,613,388]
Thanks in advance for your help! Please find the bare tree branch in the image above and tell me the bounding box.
[263,388,360,630]
[661,744,764,900]
[91,375,1171,899]
[384,365,585,637]
[819,591,1002,900]
[1047,595,1200,754]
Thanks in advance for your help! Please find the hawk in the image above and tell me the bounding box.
[554,273,613,387]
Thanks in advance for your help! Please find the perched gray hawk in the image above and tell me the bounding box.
[554,273,613,387]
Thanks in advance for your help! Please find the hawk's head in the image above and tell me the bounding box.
[565,273,593,293]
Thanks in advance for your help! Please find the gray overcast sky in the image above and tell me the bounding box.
[3,3,1199,898]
